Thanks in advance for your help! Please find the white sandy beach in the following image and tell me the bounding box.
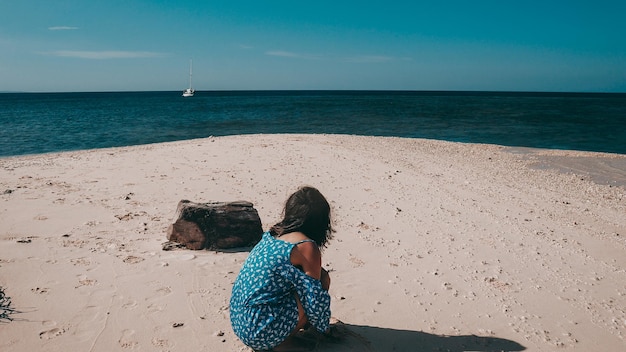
[1,134,625,351]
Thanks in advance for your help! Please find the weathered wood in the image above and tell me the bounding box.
[166,200,263,250]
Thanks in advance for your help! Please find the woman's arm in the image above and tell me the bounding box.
[289,239,332,333]
[320,267,331,291]
[290,241,322,280]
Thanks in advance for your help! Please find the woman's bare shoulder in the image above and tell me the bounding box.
[278,231,310,244]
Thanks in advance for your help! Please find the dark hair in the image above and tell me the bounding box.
[270,186,333,248]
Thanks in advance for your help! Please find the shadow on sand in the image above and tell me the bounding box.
[311,323,526,352]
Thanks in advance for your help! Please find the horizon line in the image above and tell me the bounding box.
[1,89,625,95]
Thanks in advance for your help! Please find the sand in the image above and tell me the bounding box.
[1,134,625,351]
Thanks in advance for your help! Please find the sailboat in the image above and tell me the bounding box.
[182,59,194,97]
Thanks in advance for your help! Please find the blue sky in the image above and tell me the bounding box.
[1,1,625,92]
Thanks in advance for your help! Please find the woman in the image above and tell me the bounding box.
[230,186,333,351]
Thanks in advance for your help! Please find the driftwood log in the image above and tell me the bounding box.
[166,200,263,250]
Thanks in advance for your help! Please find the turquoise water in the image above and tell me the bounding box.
[1,91,625,157]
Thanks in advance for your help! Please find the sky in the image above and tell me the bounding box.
[1,1,625,92]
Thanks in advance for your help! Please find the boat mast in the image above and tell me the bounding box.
[188,59,193,90]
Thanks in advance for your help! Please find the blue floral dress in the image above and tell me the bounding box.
[230,232,331,350]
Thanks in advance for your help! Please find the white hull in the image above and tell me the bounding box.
[182,59,194,97]
[182,88,194,97]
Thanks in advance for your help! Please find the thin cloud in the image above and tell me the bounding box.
[265,50,411,63]
[266,50,302,58]
[48,26,79,31]
[265,50,322,60]
[44,50,167,59]
[343,55,396,63]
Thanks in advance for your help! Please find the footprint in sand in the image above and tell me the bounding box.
[39,327,66,339]
[147,303,164,313]
[31,287,50,294]
[119,329,139,348]
[75,276,97,288]
[122,300,138,309]
[42,320,56,327]
[70,257,92,266]
[123,255,144,264]
[156,286,172,296]
[151,337,171,348]
[349,255,365,268]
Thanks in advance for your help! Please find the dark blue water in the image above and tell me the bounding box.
[1,91,625,157]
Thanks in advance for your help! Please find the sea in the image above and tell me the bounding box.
[1,91,625,158]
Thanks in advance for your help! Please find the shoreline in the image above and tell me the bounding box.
[3,134,626,188]
[1,134,625,351]
[502,146,626,188]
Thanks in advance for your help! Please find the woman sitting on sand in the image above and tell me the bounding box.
[230,186,333,351]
